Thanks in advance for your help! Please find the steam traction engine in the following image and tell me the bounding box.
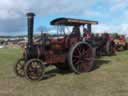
[93,33,116,56]
[113,34,128,51]
[83,28,115,56]
[15,13,97,81]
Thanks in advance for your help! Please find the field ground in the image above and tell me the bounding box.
[0,48,128,96]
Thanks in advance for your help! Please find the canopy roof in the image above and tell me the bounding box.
[50,17,98,26]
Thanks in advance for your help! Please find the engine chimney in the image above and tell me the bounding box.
[26,12,35,46]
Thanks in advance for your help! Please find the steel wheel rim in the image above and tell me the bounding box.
[15,59,25,77]
[25,59,44,80]
[71,43,94,73]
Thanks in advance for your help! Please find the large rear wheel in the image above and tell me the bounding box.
[105,41,115,55]
[68,42,95,74]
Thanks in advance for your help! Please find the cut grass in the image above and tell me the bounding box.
[0,48,128,96]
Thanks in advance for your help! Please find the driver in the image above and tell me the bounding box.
[83,27,92,39]
[71,25,80,36]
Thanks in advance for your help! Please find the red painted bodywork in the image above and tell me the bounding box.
[23,34,80,65]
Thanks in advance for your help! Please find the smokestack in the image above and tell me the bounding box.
[26,12,35,46]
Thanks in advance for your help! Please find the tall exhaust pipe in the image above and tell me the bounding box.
[26,13,35,46]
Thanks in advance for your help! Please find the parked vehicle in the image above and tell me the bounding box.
[83,30,116,56]
[113,34,128,51]
[15,13,97,81]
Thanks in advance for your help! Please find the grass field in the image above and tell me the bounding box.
[0,48,128,96]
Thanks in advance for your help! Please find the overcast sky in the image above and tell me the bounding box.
[0,0,128,36]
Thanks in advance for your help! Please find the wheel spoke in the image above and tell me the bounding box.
[78,46,83,52]
[17,63,23,68]
[76,47,82,55]
[73,55,80,59]
[75,60,81,65]
[73,58,78,64]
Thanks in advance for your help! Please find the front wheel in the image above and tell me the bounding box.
[14,58,25,77]
[24,59,45,81]
[68,42,95,74]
